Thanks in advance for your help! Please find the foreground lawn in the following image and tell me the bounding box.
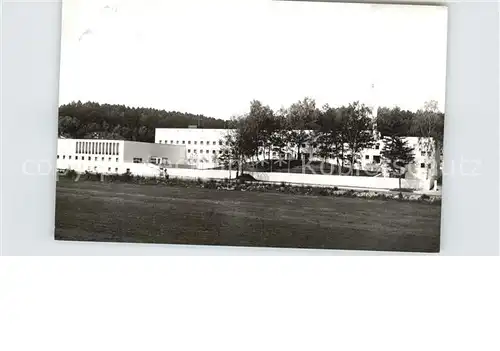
[55,180,441,252]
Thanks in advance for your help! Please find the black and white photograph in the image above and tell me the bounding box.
[55,0,447,253]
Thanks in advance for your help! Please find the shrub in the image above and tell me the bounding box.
[389,188,414,193]
[419,194,430,201]
[237,173,257,182]
[120,170,133,182]
[318,188,330,196]
[204,179,218,189]
[65,169,78,179]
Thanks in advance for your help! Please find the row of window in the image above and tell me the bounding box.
[187,149,221,154]
[85,166,120,172]
[160,140,433,156]
[58,155,120,162]
[75,141,120,156]
[363,154,430,169]
[159,140,226,146]
[365,155,382,163]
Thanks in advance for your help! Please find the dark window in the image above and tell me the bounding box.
[95,157,98,161]
[159,140,162,144]
[365,155,370,160]
[62,155,65,159]
[182,141,185,144]
[206,150,209,154]
[57,155,60,159]
[188,141,191,144]
[170,140,174,144]
[212,150,216,154]
[421,151,426,156]
[188,149,191,153]
[376,144,380,150]
[126,168,130,173]
[108,157,111,161]
[115,168,119,172]
[200,141,204,145]
[301,144,306,148]
[102,157,105,161]
[373,156,381,164]
[213,141,216,145]
[133,158,143,163]
[75,156,78,160]
[116,158,119,162]
[176,141,179,144]
[88,157,91,161]
[108,167,111,172]
[420,163,426,168]
[219,141,223,145]
[194,141,198,145]
[68,156,72,160]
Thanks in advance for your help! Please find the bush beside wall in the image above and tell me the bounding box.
[57,170,440,205]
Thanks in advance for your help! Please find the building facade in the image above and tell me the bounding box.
[56,138,187,176]
[155,128,230,169]
[155,127,439,181]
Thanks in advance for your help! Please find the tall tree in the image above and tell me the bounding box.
[341,101,375,172]
[269,108,290,164]
[380,136,415,190]
[285,97,320,160]
[376,106,413,137]
[247,100,275,166]
[218,115,258,177]
[314,104,342,164]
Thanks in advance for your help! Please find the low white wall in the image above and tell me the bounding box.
[250,172,422,190]
[124,163,163,177]
[166,168,424,190]
[167,168,236,180]
[57,160,163,178]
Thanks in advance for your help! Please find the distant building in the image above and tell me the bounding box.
[56,138,187,177]
[56,129,440,182]
[155,127,440,181]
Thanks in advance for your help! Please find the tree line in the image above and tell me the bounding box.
[58,101,227,142]
[218,98,444,181]
[58,99,444,182]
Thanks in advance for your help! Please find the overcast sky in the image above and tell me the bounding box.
[59,0,447,119]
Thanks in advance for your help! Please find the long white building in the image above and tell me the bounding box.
[155,127,439,181]
[56,138,187,177]
[56,128,439,182]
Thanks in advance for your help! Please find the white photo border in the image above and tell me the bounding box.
[0,0,498,255]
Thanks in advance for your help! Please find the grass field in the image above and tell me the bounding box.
[55,180,441,252]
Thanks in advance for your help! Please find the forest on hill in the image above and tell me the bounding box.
[58,101,228,142]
